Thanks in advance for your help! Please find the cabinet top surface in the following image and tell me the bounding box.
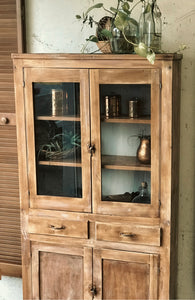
[12,53,182,61]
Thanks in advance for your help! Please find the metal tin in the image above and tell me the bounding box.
[105,96,110,119]
[105,95,120,118]
[129,99,139,118]
[52,89,64,116]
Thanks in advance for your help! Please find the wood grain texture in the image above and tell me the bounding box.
[95,222,161,246]
[0,0,23,276]
[29,216,88,239]
[102,155,151,171]
[93,248,159,300]
[31,243,92,300]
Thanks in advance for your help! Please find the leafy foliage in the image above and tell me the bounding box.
[76,0,159,64]
[38,131,81,160]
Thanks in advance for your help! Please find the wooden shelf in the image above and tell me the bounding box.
[102,155,151,171]
[36,115,80,122]
[38,159,82,168]
[101,116,151,124]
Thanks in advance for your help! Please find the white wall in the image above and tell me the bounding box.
[2,0,194,299]
[0,276,22,300]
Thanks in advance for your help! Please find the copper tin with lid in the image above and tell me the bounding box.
[105,95,120,118]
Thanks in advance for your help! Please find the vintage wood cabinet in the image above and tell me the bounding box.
[13,53,182,300]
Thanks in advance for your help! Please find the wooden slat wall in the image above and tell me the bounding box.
[0,0,23,277]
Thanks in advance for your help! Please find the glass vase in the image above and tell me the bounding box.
[110,18,139,54]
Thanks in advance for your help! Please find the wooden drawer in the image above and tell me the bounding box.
[29,216,88,239]
[95,222,161,246]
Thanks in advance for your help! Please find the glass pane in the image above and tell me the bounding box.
[102,169,150,204]
[100,84,151,118]
[100,84,151,204]
[37,165,82,197]
[33,82,80,116]
[33,82,82,198]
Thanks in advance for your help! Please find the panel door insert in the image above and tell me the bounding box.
[31,243,92,300]
[91,69,160,217]
[24,68,91,212]
[93,248,159,300]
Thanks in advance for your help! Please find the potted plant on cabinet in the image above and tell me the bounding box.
[76,0,162,64]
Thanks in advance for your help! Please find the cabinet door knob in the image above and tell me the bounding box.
[88,285,97,297]
[1,117,9,124]
[87,143,96,155]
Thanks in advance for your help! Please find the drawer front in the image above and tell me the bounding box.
[29,216,88,239]
[96,222,161,246]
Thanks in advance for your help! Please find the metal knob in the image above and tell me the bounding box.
[1,117,9,124]
[88,285,97,297]
[120,232,137,239]
[49,225,66,230]
[87,143,96,155]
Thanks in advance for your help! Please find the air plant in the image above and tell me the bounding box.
[38,131,81,160]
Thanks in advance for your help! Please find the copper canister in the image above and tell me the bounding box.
[105,96,110,119]
[52,89,64,116]
[129,99,139,118]
[105,95,120,118]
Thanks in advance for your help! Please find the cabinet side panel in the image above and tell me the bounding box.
[170,60,181,300]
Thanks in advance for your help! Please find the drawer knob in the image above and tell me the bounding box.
[49,225,66,230]
[120,232,137,239]
[1,117,9,124]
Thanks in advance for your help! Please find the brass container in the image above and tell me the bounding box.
[137,137,151,164]
[105,95,120,118]
[52,89,64,116]
[129,99,139,118]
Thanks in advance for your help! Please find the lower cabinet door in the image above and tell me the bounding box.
[93,249,159,300]
[31,243,92,300]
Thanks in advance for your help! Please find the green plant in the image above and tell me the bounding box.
[76,0,159,64]
[38,131,81,160]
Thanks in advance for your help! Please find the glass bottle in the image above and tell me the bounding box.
[132,181,150,204]
[143,0,155,49]
[153,2,162,52]
[110,18,138,54]
[138,1,146,43]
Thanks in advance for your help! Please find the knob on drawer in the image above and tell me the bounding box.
[1,117,9,124]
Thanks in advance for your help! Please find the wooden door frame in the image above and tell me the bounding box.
[24,67,91,212]
[90,68,161,218]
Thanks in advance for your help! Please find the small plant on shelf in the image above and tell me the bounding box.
[38,131,81,161]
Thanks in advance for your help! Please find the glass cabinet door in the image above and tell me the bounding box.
[91,69,160,217]
[24,68,91,212]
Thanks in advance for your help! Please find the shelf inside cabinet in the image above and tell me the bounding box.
[101,116,151,124]
[102,155,151,171]
[36,115,81,122]
[38,159,82,168]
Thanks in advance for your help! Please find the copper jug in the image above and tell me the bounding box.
[137,136,151,164]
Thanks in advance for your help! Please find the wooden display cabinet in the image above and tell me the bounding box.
[13,53,182,300]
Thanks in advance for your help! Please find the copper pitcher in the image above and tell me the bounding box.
[137,136,151,164]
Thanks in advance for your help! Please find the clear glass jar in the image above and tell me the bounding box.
[153,2,162,52]
[143,1,155,49]
[132,182,150,204]
[138,2,146,43]
[110,18,139,54]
